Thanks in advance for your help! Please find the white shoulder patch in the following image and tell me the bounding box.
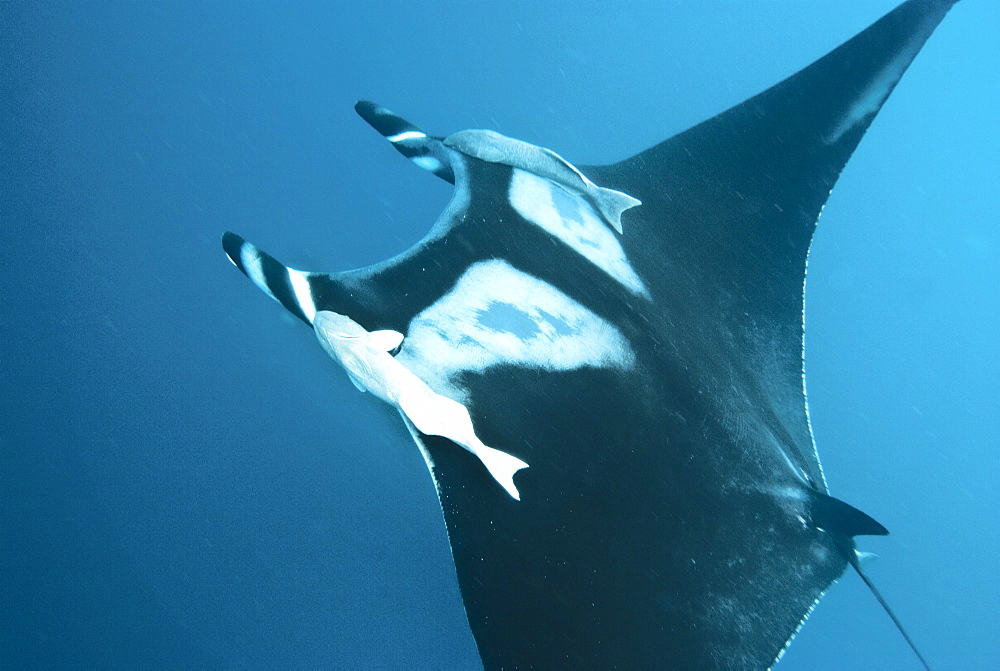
[397,260,635,399]
[508,169,649,297]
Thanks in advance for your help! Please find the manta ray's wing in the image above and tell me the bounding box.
[584,0,958,494]
[222,1,956,668]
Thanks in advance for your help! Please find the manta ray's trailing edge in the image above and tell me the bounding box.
[221,1,957,667]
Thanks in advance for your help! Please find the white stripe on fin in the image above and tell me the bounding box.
[388,130,428,143]
[824,12,939,144]
[287,268,316,324]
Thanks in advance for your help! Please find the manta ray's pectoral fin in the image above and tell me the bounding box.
[354,100,455,184]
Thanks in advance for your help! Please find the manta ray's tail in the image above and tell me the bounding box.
[846,550,932,671]
[810,492,931,671]
[222,232,320,325]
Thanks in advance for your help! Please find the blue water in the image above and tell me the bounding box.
[4,1,997,668]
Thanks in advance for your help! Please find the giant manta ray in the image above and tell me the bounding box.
[222,1,957,668]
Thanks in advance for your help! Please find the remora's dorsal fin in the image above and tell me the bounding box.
[354,100,455,184]
[810,492,931,671]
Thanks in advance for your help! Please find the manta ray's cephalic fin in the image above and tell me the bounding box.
[354,100,455,184]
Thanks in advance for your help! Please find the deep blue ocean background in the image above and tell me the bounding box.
[4,1,997,668]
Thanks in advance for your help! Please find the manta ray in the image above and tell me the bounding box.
[222,1,957,667]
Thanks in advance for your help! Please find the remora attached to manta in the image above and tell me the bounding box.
[221,1,959,668]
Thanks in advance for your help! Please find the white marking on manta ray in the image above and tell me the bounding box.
[313,310,528,499]
[287,268,316,323]
[824,14,938,145]
[412,155,443,172]
[508,169,650,298]
[387,130,427,143]
[444,128,640,234]
[239,244,276,301]
[397,259,635,400]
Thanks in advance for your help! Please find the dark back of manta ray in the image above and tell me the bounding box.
[225,1,960,669]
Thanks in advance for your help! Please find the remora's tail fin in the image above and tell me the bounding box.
[810,492,931,671]
[592,186,641,234]
[222,232,319,325]
[472,444,529,502]
[398,388,529,501]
